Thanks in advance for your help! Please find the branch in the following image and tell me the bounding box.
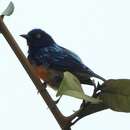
[0,16,72,130]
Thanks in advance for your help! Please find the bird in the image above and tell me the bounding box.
[20,29,105,90]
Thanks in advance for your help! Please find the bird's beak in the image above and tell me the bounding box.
[20,34,28,39]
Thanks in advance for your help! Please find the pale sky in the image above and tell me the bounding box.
[0,0,130,130]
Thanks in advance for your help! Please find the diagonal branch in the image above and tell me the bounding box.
[0,16,72,130]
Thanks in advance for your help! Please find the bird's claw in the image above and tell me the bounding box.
[54,96,62,105]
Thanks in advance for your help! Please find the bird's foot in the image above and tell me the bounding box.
[54,96,62,105]
[42,82,47,89]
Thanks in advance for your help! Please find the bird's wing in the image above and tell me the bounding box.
[34,44,91,73]
[30,44,105,82]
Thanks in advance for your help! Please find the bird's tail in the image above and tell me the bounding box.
[75,71,105,85]
[83,67,106,82]
[92,73,106,81]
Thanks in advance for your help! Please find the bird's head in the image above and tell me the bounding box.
[20,29,55,47]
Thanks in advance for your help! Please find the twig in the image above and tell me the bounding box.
[67,80,109,126]
[70,102,108,126]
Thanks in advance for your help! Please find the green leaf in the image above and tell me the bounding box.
[100,79,130,112]
[56,71,101,104]
[1,2,14,16]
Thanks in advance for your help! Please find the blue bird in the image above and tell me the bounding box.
[20,29,105,90]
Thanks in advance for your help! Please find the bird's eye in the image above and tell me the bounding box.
[35,33,41,39]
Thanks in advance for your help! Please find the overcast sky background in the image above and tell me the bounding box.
[0,0,130,130]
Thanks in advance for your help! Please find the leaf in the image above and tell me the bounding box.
[56,71,101,104]
[1,1,14,16]
[100,79,130,112]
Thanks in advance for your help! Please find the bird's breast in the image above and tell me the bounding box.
[34,65,49,80]
[32,65,63,90]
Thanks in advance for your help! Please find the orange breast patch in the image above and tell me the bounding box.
[34,65,49,81]
[32,65,63,89]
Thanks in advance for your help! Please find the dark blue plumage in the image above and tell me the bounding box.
[21,29,105,89]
